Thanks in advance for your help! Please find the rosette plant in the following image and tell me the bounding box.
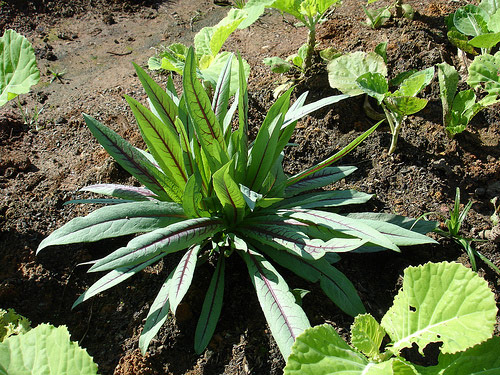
[38,48,436,359]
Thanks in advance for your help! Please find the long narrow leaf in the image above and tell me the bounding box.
[281,208,400,251]
[234,54,249,183]
[133,62,178,132]
[89,218,223,272]
[213,161,247,223]
[169,245,201,314]
[80,184,158,201]
[139,269,175,355]
[37,202,186,252]
[259,245,365,317]
[212,53,233,124]
[286,121,381,188]
[126,95,187,188]
[278,189,373,209]
[239,247,310,359]
[194,255,225,354]
[72,252,166,308]
[83,114,179,201]
[285,166,358,197]
[183,47,227,171]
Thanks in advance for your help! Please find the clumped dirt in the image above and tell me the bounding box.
[1,0,499,374]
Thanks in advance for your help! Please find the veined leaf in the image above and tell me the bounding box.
[284,324,370,375]
[0,29,40,106]
[212,53,233,124]
[213,161,246,223]
[356,72,388,104]
[83,114,179,201]
[437,62,459,130]
[194,255,225,354]
[351,314,386,360]
[385,95,428,116]
[80,184,158,201]
[454,5,490,37]
[125,95,188,189]
[200,51,250,96]
[139,269,175,355]
[468,51,500,95]
[182,174,209,218]
[282,208,400,251]
[0,324,98,375]
[37,201,186,252]
[415,337,500,375]
[183,47,227,170]
[469,31,500,48]
[259,245,365,316]
[381,262,498,355]
[233,54,249,183]
[278,190,373,209]
[169,245,201,314]
[89,218,223,272]
[133,63,178,132]
[285,166,358,196]
[240,248,310,359]
[397,67,435,98]
[73,252,166,308]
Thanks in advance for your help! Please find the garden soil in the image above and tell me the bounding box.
[1,0,499,374]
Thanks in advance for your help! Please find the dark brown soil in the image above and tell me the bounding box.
[1,0,499,374]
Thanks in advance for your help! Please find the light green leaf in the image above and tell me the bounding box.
[238,0,276,29]
[467,51,500,95]
[453,5,490,37]
[397,67,434,97]
[37,202,186,252]
[263,56,292,73]
[0,309,31,342]
[356,72,388,104]
[447,89,480,136]
[286,166,357,196]
[0,29,40,106]
[416,336,500,375]
[284,324,370,375]
[469,31,500,48]
[0,324,98,374]
[240,247,310,359]
[487,8,500,32]
[385,95,428,116]
[381,262,497,355]
[479,0,500,16]
[350,314,386,360]
[278,189,373,209]
[210,15,245,56]
[365,358,418,375]
[437,62,459,129]
[327,51,387,96]
[213,162,246,223]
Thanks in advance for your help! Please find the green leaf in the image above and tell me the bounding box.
[183,47,227,171]
[351,314,386,360]
[374,42,388,64]
[240,247,310,359]
[258,245,366,317]
[469,31,500,48]
[479,0,500,16]
[0,324,98,374]
[194,255,225,354]
[0,29,40,106]
[437,62,459,129]
[263,56,292,73]
[89,217,223,272]
[416,336,500,375]
[284,324,370,375]
[200,51,250,96]
[182,174,209,218]
[169,245,201,314]
[381,261,498,355]
[453,5,490,37]
[327,51,387,96]
[73,252,166,308]
[447,29,478,55]
[467,51,500,95]
[0,309,31,342]
[139,270,175,355]
[286,166,357,196]
[278,189,373,209]
[397,67,434,97]
[37,201,186,252]
[83,114,179,201]
[213,161,246,223]
[125,95,187,190]
[385,95,428,116]
[488,8,500,32]
[447,89,479,136]
[356,72,388,104]
[211,53,233,125]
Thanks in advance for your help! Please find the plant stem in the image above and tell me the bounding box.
[303,21,316,72]
[16,97,28,125]
[394,0,403,18]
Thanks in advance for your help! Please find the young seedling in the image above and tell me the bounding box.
[328,47,434,154]
[362,0,414,29]
[434,188,500,275]
[48,68,66,84]
[447,0,500,55]
[285,261,499,374]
